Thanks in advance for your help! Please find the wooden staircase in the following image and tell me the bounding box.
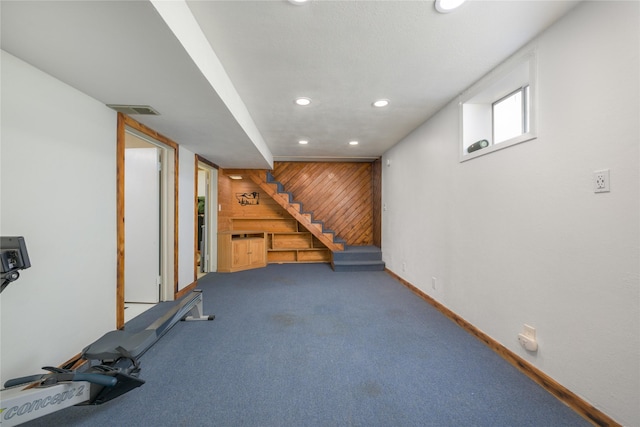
[237,170,345,252]
[224,169,385,272]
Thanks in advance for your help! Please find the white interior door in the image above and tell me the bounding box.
[125,147,160,303]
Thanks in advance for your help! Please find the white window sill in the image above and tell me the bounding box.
[460,132,537,162]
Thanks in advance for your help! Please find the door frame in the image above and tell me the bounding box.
[116,113,179,329]
[195,155,219,279]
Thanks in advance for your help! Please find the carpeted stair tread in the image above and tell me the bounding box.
[332,260,385,266]
[333,246,383,262]
[332,260,386,272]
[331,246,385,271]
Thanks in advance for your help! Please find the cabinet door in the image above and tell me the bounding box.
[249,238,266,267]
[232,239,251,268]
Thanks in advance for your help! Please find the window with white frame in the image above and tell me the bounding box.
[460,50,537,161]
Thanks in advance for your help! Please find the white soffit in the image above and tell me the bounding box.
[0,0,272,169]
[150,0,273,168]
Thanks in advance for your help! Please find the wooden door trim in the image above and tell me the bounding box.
[194,155,220,283]
[116,113,180,329]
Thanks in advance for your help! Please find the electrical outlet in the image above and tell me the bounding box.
[518,324,538,352]
[518,333,538,351]
[594,169,610,193]
[402,262,406,272]
[523,324,536,339]
[432,277,437,290]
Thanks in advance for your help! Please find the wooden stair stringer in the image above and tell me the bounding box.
[244,170,345,252]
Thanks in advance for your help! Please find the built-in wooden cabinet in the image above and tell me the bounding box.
[231,218,331,264]
[218,171,333,269]
[218,231,267,272]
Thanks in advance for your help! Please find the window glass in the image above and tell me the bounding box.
[459,50,536,161]
[493,88,526,144]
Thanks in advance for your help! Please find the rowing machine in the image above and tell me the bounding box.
[1,290,213,426]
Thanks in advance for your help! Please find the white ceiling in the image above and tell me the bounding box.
[1,0,581,169]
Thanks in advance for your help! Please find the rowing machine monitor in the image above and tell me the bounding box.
[0,236,31,293]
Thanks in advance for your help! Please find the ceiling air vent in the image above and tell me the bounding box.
[106,104,160,115]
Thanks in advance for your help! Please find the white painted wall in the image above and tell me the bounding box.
[0,51,117,384]
[178,146,196,290]
[382,2,639,425]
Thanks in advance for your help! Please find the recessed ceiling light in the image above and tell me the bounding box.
[372,99,390,108]
[288,0,308,4]
[298,140,309,145]
[435,0,466,13]
[349,141,359,146]
[294,97,312,106]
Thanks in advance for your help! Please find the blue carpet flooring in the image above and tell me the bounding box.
[26,264,588,426]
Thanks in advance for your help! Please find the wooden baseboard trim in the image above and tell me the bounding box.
[175,280,198,300]
[384,268,619,427]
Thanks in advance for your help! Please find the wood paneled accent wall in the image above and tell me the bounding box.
[218,170,233,232]
[372,158,382,248]
[272,162,375,246]
[218,172,293,232]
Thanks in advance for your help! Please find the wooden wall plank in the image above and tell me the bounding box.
[218,171,294,225]
[218,170,233,232]
[372,158,382,247]
[272,162,374,246]
[219,163,381,248]
[116,114,126,329]
[229,180,290,218]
